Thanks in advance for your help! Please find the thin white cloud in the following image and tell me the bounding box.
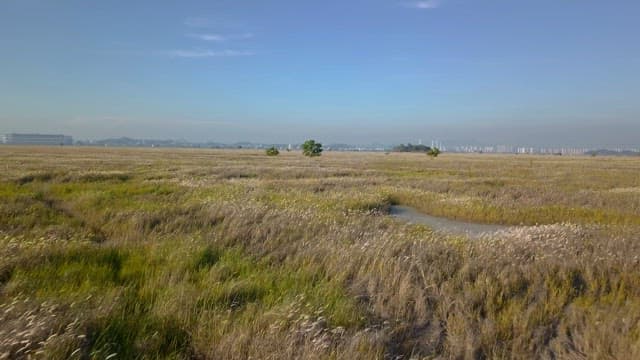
[188,33,226,42]
[187,33,254,42]
[169,49,255,58]
[405,0,441,9]
[179,18,256,59]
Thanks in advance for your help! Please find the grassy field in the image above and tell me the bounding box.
[1,146,639,359]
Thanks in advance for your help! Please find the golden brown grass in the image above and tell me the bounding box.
[0,146,639,359]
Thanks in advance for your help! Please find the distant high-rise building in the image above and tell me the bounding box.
[2,133,73,146]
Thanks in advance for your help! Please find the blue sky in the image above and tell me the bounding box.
[1,0,639,146]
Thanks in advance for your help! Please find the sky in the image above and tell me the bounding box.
[1,0,639,147]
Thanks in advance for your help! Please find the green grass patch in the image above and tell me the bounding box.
[6,246,125,298]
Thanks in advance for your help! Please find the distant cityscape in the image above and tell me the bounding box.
[1,133,639,156]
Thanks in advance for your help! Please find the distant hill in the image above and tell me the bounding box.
[585,149,640,157]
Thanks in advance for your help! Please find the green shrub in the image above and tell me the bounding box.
[302,140,322,157]
[265,146,280,156]
[427,147,441,158]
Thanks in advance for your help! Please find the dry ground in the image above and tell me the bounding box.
[1,146,639,359]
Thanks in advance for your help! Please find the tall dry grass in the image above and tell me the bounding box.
[0,146,639,359]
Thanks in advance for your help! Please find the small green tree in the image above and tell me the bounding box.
[266,146,280,156]
[302,140,323,157]
[427,147,441,158]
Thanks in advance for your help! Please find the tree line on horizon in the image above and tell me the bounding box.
[393,143,441,157]
[392,143,432,153]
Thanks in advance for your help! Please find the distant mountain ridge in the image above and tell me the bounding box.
[585,149,640,156]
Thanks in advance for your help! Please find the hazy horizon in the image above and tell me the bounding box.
[1,1,639,147]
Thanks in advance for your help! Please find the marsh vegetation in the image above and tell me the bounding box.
[1,147,639,359]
